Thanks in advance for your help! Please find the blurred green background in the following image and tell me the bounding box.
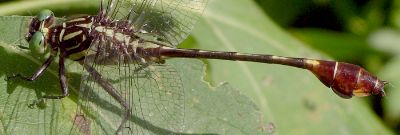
[1,0,400,134]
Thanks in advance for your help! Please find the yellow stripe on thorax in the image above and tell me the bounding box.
[63,30,83,41]
[68,49,88,60]
[67,18,86,23]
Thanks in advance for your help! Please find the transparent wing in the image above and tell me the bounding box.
[103,0,207,46]
[70,40,185,134]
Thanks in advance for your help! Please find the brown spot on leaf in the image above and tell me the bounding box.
[262,75,273,87]
[73,113,91,135]
[258,122,276,134]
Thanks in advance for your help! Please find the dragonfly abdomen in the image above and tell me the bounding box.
[307,60,386,98]
[155,47,386,98]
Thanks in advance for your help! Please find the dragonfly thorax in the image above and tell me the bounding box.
[46,15,96,61]
[27,9,167,66]
[44,14,162,64]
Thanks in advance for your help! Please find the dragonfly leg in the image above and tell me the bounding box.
[134,63,150,73]
[83,64,132,133]
[42,55,69,99]
[6,54,55,81]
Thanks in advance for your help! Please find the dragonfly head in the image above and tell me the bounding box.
[26,10,55,53]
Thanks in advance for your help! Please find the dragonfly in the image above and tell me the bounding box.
[7,0,387,134]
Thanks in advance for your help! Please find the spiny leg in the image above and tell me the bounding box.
[5,53,67,106]
[83,64,132,133]
[7,54,54,81]
[42,54,69,99]
[133,62,150,73]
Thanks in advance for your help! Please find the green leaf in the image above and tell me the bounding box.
[0,0,99,16]
[254,0,313,27]
[381,56,400,130]
[390,0,400,29]
[369,29,400,55]
[291,28,377,62]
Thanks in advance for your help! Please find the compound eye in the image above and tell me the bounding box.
[37,9,54,22]
[29,32,45,52]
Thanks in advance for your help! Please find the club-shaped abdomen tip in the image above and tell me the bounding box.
[305,60,386,99]
[338,68,386,98]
